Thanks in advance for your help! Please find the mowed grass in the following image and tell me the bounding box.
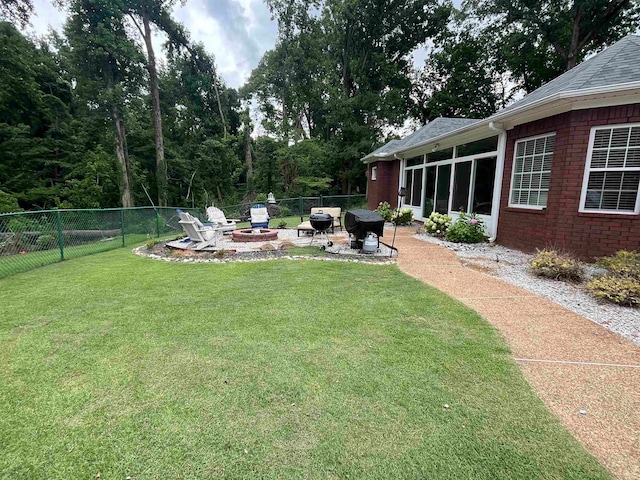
[0,249,610,479]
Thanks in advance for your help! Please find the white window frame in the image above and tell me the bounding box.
[579,123,640,215]
[371,165,377,181]
[508,133,555,210]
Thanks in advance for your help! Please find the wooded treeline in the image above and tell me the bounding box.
[0,0,637,212]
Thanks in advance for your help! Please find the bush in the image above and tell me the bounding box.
[277,206,292,217]
[587,250,640,306]
[587,276,640,307]
[424,212,451,237]
[277,220,288,229]
[445,212,487,243]
[146,238,163,250]
[392,208,413,225]
[374,201,393,222]
[255,193,268,203]
[529,249,584,281]
[35,234,56,251]
[595,250,640,280]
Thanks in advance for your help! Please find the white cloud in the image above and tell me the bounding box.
[23,0,277,89]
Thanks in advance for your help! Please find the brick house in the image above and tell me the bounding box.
[362,35,640,260]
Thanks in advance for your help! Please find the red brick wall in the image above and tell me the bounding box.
[367,160,401,210]
[497,104,640,260]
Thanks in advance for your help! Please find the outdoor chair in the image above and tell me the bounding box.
[206,206,238,233]
[178,212,223,249]
[297,207,342,236]
[249,204,270,228]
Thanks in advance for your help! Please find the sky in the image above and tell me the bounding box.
[23,0,280,89]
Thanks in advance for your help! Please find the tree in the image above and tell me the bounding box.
[63,0,145,207]
[466,0,640,91]
[0,0,33,26]
[248,0,452,194]
[412,30,508,122]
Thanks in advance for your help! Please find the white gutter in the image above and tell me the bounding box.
[395,153,404,208]
[488,121,507,241]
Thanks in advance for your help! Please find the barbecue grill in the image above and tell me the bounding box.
[344,209,385,250]
[309,211,334,248]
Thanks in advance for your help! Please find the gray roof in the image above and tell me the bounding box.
[364,117,480,160]
[364,36,640,162]
[500,35,640,114]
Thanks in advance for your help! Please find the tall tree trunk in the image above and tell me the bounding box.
[213,79,227,138]
[141,13,167,206]
[112,104,133,207]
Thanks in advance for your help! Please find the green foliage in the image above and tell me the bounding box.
[529,249,584,281]
[392,208,413,226]
[0,189,21,213]
[424,212,452,237]
[277,205,292,217]
[587,276,640,307]
[446,212,488,243]
[469,0,640,92]
[35,234,55,251]
[587,250,640,307]
[255,193,268,203]
[277,220,288,229]
[146,238,163,250]
[595,250,640,280]
[413,29,504,122]
[374,201,393,222]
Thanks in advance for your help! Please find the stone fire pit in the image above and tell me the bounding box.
[231,228,279,242]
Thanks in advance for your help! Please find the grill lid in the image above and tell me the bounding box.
[309,212,333,231]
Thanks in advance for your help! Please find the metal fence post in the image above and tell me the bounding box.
[319,195,323,207]
[155,209,160,238]
[56,210,64,261]
[299,197,304,216]
[120,209,125,247]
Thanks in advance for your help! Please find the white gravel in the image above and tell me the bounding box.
[414,233,640,346]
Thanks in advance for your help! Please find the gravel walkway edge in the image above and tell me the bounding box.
[412,233,640,346]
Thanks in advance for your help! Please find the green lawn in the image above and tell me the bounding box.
[0,249,610,479]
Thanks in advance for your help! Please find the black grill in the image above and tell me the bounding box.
[345,209,385,249]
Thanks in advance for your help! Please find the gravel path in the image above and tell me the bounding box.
[414,233,640,346]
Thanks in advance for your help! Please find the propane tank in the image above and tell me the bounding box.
[362,233,377,254]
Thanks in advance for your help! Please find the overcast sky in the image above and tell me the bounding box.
[23,0,279,89]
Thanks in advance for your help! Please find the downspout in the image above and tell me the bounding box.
[488,121,507,241]
[394,153,404,208]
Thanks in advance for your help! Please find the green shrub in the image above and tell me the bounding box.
[596,250,640,280]
[374,201,393,222]
[424,212,451,237]
[445,212,487,243]
[277,220,288,229]
[529,249,584,281]
[35,234,55,250]
[255,193,268,203]
[277,206,292,217]
[587,276,640,307]
[392,208,413,225]
[146,238,163,249]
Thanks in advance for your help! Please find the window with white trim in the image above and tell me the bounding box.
[371,166,377,181]
[581,125,640,213]
[509,133,555,208]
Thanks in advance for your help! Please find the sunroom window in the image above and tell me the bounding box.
[581,125,640,213]
[509,134,555,208]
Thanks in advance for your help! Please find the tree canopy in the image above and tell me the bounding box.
[0,0,637,211]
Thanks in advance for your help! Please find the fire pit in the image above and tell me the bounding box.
[231,228,279,242]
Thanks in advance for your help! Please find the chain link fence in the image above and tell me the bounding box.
[222,194,367,221]
[0,195,367,279]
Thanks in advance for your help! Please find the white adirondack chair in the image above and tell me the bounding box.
[178,212,221,250]
[205,206,237,233]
